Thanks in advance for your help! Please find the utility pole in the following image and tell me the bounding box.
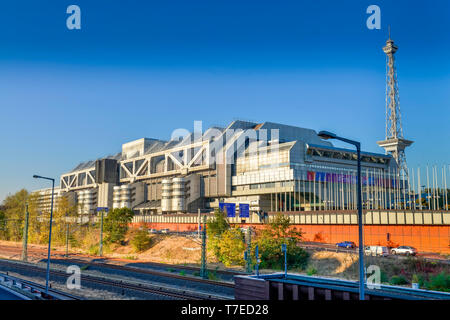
[21,204,29,262]
[197,208,201,239]
[245,227,252,273]
[255,245,260,277]
[200,214,207,279]
[65,223,70,257]
[99,209,105,257]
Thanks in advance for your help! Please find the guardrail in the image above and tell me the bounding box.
[235,273,450,300]
[0,272,81,300]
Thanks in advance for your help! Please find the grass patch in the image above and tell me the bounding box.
[306,266,317,276]
[207,272,219,281]
[389,275,408,285]
[424,272,450,292]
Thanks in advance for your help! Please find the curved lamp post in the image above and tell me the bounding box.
[33,174,55,294]
[318,131,365,300]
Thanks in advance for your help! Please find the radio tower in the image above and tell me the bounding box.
[377,28,413,177]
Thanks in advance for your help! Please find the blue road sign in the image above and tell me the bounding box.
[96,207,109,212]
[219,203,236,217]
[239,203,250,218]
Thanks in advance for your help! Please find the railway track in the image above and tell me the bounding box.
[0,244,245,280]
[0,259,232,300]
[0,272,82,300]
[58,257,236,288]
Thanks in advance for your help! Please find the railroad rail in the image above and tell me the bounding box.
[0,259,231,300]
[0,243,246,280]
[0,272,82,300]
[57,257,236,288]
[235,273,450,300]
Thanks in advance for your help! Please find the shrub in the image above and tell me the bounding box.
[88,244,99,255]
[380,270,389,283]
[207,209,230,259]
[217,228,246,267]
[306,266,317,276]
[103,208,134,244]
[390,275,408,285]
[131,230,153,252]
[207,208,230,237]
[208,271,219,281]
[254,213,309,270]
[425,272,450,292]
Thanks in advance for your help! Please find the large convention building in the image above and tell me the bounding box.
[34,120,403,216]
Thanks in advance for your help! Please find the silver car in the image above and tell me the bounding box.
[391,246,417,256]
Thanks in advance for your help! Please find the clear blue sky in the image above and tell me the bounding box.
[0,0,449,201]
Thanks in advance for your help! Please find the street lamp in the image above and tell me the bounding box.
[33,174,55,294]
[318,131,365,300]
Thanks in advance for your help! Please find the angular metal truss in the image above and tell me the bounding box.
[119,140,211,182]
[60,166,96,191]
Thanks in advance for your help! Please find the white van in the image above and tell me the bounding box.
[364,246,389,257]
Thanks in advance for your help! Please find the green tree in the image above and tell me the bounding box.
[207,208,230,237]
[51,195,78,245]
[254,213,309,270]
[2,189,28,241]
[0,209,6,239]
[217,228,246,267]
[131,229,153,252]
[207,208,230,258]
[103,207,134,244]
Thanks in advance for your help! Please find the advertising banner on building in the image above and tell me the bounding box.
[307,170,398,188]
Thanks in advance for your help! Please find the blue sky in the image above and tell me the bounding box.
[0,0,449,201]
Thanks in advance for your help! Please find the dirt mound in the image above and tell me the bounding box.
[134,235,213,264]
[307,251,359,277]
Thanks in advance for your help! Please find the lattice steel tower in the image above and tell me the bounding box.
[377,31,413,177]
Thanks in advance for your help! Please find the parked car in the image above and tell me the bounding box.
[391,246,417,256]
[364,246,389,257]
[148,229,158,234]
[336,241,357,249]
[160,228,170,234]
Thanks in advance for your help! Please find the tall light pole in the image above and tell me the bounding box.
[33,174,55,294]
[318,131,365,300]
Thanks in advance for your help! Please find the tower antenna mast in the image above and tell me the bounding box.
[377,29,413,178]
